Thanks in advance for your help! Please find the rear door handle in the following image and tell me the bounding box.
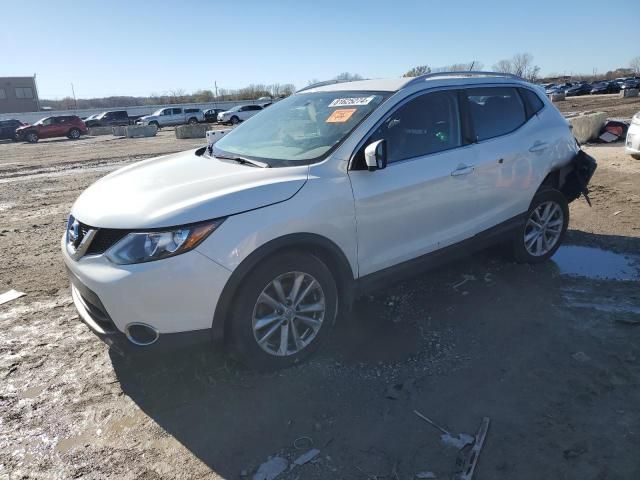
[529,141,548,153]
[451,165,475,176]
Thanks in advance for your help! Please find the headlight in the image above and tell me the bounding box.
[105,219,224,265]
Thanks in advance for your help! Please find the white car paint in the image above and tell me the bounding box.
[626,112,640,157]
[62,74,578,347]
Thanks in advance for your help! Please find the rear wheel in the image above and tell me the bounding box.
[26,132,38,143]
[631,154,640,160]
[228,252,338,370]
[512,189,568,263]
[68,128,81,139]
[188,117,198,125]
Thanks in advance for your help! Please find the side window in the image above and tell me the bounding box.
[162,109,171,115]
[173,108,182,115]
[0,88,6,99]
[519,88,544,118]
[42,118,54,125]
[366,90,462,164]
[465,87,526,141]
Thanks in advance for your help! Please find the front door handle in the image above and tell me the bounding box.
[529,141,548,153]
[451,164,475,176]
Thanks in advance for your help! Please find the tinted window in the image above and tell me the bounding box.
[466,87,526,141]
[172,108,182,115]
[519,88,544,117]
[367,90,462,164]
[185,108,199,113]
[0,88,6,99]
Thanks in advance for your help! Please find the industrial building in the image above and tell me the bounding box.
[0,76,40,114]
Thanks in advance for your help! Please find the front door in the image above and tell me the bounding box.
[348,89,485,277]
[38,117,58,138]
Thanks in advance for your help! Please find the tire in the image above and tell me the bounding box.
[631,154,640,160]
[26,132,38,143]
[512,189,569,264]
[230,116,240,125]
[150,121,160,129]
[228,252,338,370]
[188,117,198,125]
[68,128,81,139]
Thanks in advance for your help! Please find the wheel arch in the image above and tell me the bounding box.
[211,233,356,343]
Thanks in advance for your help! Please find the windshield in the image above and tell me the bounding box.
[213,90,390,165]
[152,108,164,116]
[34,117,49,125]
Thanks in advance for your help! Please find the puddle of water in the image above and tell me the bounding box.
[552,246,640,281]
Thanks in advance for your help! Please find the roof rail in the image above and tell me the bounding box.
[403,71,524,89]
[296,79,345,94]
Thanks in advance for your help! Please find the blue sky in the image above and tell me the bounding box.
[3,0,638,99]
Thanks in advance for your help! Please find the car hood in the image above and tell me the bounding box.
[15,124,33,131]
[71,149,309,229]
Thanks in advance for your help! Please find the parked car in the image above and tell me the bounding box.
[590,81,621,95]
[621,79,640,90]
[565,83,592,96]
[137,107,204,128]
[217,105,263,124]
[83,113,101,122]
[626,111,640,159]
[203,108,226,123]
[85,110,130,128]
[16,116,88,143]
[0,119,26,141]
[62,73,596,369]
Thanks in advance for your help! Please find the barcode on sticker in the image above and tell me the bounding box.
[329,96,374,107]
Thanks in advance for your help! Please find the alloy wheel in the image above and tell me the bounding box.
[524,200,564,256]
[252,271,326,357]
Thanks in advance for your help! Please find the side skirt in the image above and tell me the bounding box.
[354,213,526,296]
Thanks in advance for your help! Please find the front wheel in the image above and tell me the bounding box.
[230,116,240,125]
[150,121,160,130]
[26,132,38,143]
[512,189,568,263]
[228,252,338,370]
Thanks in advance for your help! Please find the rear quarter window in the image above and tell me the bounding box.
[519,88,545,118]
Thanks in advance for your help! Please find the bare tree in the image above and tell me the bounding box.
[334,72,364,82]
[631,56,640,75]
[493,53,540,81]
[403,65,431,77]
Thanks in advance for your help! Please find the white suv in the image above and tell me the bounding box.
[217,104,263,124]
[62,72,596,369]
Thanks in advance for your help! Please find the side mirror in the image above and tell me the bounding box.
[364,139,387,172]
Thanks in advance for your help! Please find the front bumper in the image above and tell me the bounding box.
[62,234,232,353]
[625,126,640,155]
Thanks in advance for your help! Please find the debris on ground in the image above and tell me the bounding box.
[452,417,490,480]
[452,275,476,290]
[598,131,619,143]
[292,448,320,467]
[0,289,25,305]
[613,210,622,216]
[413,410,473,449]
[415,471,437,479]
[253,456,288,480]
[572,351,591,362]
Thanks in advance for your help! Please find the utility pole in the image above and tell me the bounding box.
[71,83,78,110]
[214,81,218,107]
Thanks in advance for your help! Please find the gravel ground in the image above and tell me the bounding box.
[1,124,639,479]
[553,92,640,119]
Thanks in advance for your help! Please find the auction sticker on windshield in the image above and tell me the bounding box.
[326,108,357,123]
[328,96,374,107]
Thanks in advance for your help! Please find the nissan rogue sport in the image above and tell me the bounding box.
[62,72,596,369]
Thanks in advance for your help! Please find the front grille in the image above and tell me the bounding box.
[86,228,130,255]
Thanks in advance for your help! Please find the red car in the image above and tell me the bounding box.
[16,115,88,143]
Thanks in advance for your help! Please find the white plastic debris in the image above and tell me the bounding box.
[0,289,25,305]
[440,433,474,449]
[253,456,288,480]
[293,448,320,467]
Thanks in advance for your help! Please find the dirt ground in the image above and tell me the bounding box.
[1,122,639,479]
[553,92,640,119]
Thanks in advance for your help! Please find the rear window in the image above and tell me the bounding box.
[185,108,200,113]
[465,87,526,141]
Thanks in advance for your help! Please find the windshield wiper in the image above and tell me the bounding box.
[215,154,270,168]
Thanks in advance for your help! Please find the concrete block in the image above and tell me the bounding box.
[112,126,127,137]
[567,112,607,144]
[620,88,639,98]
[206,129,231,146]
[175,124,208,139]
[125,125,157,138]
[549,92,566,102]
[88,126,114,136]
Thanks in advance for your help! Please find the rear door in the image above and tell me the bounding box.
[462,86,544,228]
[349,89,484,276]
[171,108,183,125]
